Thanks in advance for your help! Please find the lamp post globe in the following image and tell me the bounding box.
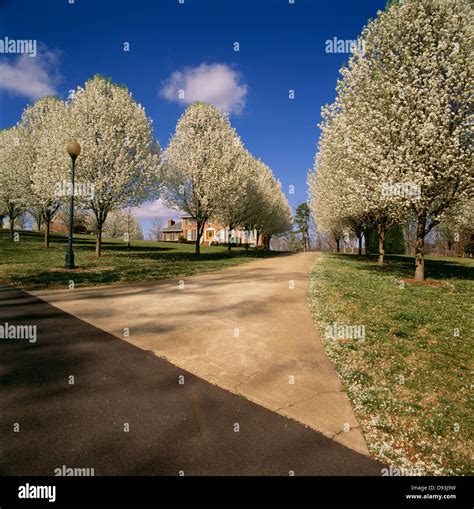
[67,141,81,158]
[65,140,81,269]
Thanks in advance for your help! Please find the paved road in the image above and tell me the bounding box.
[0,282,383,475]
[33,252,368,455]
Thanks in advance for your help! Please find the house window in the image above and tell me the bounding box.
[187,230,192,241]
[206,230,214,239]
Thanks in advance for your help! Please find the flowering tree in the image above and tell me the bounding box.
[311,61,407,264]
[20,96,71,247]
[70,75,160,257]
[371,0,473,280]
[309,0,472,278]
[247,159,292,249]
[0,126,32,239]
[149,218,163,242]
[241,158,274,246]
[213,148,255,252]
[103,208,143,246]
[161,102,245,254]
[261,183,293,249]
[308,109,370,257]
[308,168,347,253]
[437,199,474,256]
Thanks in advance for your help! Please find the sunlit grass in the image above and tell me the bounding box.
[309,252,473,475]
[0,229,280,290]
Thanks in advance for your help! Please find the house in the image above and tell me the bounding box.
[50,217,68,234]
[161,216,261,247]
[161,219,183,242]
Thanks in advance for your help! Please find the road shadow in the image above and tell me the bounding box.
[0,284,384,476]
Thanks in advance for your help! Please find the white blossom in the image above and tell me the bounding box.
[69,75,160,257]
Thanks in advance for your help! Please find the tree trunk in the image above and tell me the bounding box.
[195,221,203,255]
[457,235,464,257]
[36,213,43,232]
[227,226,232,252]
[363,228,370,256]
[44,220,51,248]
[414,212,427,282]
[357,233,363,255]
[335,237,340,253]
[256,230,260,249]
[9,217,15,239]
[96,224,103,258]
[377,227,385,265]
[265,235,271,251]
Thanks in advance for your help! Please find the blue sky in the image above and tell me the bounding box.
[0,0,387,236]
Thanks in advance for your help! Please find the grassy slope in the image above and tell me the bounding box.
[0,229,280,290]
[309,252,473,475]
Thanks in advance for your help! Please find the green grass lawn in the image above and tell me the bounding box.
[0,229,281,290]
[309,252,473,475]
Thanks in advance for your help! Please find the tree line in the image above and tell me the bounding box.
[308,0,472,281]
[0,76,292,256]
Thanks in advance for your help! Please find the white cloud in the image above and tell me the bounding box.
[0,49,60,99]
[132,198,183,220]
[160,63,247,114]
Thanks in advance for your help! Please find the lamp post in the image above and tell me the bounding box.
[65,140,81,269]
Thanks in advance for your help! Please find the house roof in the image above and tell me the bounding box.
[162,222,183,233]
